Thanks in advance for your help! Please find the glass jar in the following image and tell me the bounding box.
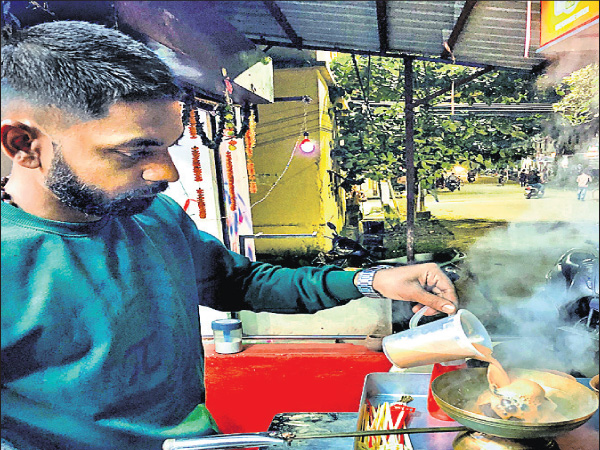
[211,319,243,354]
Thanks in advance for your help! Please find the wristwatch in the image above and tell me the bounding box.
[354,265,393,298]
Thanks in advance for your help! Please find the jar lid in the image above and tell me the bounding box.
[211,319,242,331]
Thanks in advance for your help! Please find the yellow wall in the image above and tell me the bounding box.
[251,66,345,253]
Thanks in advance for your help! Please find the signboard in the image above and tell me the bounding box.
[540,1,599,49]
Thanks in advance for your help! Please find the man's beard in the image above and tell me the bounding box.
[45,144,168,217]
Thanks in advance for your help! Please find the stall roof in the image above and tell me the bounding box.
[212,0,548,72]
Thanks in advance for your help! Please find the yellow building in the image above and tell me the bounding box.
[251,61,346,255]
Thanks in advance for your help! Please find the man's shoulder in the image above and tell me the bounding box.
[134,194,222,243]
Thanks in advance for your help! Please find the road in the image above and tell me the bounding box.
[426,182,599,223]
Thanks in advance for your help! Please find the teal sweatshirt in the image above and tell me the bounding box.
[1,195,361,450]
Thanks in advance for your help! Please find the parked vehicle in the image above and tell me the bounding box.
[313,222,465,283]
[547,246,599,334]
[545,245,599,374]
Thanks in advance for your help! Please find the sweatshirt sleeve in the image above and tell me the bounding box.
[169,199,362,314]
[194,234,362,313]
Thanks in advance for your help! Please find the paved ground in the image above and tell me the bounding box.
[426,182,599,223]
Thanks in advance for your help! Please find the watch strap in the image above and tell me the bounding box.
[354,265,393,298]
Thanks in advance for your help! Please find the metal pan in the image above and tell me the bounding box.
[431,368,599,439]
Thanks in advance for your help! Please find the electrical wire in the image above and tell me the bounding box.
[250,141,297,209]
[250,97,312,209]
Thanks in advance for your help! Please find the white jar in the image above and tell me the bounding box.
[211,319,243,354]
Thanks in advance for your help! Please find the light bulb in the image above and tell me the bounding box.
[299,132,315,153]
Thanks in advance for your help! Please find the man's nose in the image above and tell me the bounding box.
[142,152,180,183]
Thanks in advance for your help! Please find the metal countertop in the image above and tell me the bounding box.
[266,378,599,450]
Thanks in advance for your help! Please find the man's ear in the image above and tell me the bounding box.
[1,121,43,169]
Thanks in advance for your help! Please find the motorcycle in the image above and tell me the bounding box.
[467,172,476,183]
[445,176,461,192]
[313,222,465,282]
[524,183,545,199]
[545,245,599,375]
[546,246,599,335]
[313,222,466,331]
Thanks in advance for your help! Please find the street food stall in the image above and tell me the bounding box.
[3,2,597,450]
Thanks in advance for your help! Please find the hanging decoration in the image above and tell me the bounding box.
[244,109,258,194]
[191,146,202,182]
[180,83,257,215]
[187,108,207,218]
[196,187,206,219]
[222,68,237,211]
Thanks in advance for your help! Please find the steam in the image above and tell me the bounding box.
[455,46,600,377]
[460,217,598,377]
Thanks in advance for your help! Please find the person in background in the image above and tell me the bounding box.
[1,21,458,450]
[526,169,545,195]
[576,169,593,201]
[519,169,528,187]
[346,184,366,226]
[540,166,549,184]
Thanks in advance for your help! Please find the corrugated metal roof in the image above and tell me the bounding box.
[453,1,546,70]
[212,0,548,72]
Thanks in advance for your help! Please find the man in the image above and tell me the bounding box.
[519,169,527,187]
[576,170,593,201]
[526,169,545,195]
[1,21,458,450]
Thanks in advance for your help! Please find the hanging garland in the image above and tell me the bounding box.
[244,109,258,194]
[191,146,202,182]
[222,73,237,211]
[187,108,207,218]
[181,85,258,213]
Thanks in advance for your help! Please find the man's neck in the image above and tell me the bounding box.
[2,174,102,223]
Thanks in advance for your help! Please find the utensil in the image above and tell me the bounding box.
[382,309,492,368]
[163,426,469,449]
[431,367,599,439]
[591,374,599,393]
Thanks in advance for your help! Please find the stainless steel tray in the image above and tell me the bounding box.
[355,372,461,450]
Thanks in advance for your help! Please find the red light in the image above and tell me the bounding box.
[299,132,315,153]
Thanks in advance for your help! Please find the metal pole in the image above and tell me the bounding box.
[404,56,415,264]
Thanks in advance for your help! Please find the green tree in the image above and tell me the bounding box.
[330,55,551,208]
[553,63,599,126]
[546,63,599,157]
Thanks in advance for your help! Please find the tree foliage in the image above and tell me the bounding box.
[552,63,599,126]
[329,55,553,189]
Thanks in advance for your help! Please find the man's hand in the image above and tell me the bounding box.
[371,263,458,316]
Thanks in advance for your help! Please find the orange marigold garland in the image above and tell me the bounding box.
[245,110,258,194]
[225,149,237,211]
[196,188,207,219]
[188,108,198,139]
[188,108,206,217]
[191,146,202,182]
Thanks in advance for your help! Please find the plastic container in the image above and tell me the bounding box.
[427,359,467,420]
[382,308,491,368]
[212,319,243,354]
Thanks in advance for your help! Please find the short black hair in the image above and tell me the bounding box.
[1,20,181,118]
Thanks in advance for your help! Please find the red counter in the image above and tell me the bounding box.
[204,342,393,434]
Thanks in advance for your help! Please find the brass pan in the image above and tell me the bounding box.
[431,368,598,439]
